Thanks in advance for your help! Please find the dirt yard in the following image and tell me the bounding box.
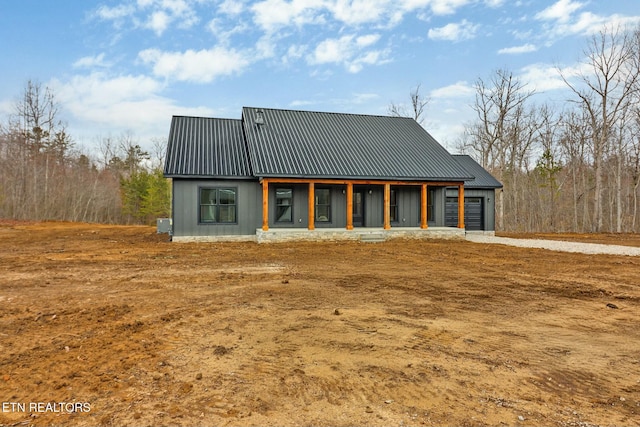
[1,222,639,427]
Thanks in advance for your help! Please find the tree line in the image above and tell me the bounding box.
[391,25,640,233]
[0,81,170,225]
[3,25,640,232]
[458,24,640,233]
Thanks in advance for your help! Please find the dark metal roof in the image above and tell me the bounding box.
[164,116,252,178]
[242,107,474,182]
[453,155,503,188]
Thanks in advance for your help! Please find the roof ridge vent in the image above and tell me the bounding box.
[255,109,265,126]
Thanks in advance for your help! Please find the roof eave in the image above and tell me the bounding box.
[164,174,257,180]
[255,173,473,182]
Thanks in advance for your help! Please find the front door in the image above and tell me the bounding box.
[352,189,364,227]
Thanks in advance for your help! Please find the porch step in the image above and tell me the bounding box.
[359,232,386,243]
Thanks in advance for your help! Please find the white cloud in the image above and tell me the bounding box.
[535,0,585,23]
[428,0,472,15]
[218,0,244,15]
[498,43,537,55]
[518,63,568,92]
[562,12,640,36]
[138,46,251,82]
[93,4,136,20]
[251,0,325,32]
[95,0,198,36]
[255,34,278,59]
[282,44,308,65]
[73,53,109,69]
[356,34,381,47]
[428,19,479,41]
[51,72,213,140]
[347,50,387,73]
[484,0,505,7]
[159,0,191,16]
[430,81,474,99]
[327,0,390,25]
[146,10,170,35]
[400,0,471,16]
[248,0,478,32]
[534,0,640,39]
[56,72,163,107]
[308,34,388,72]
[311,36,353,64]
[207,18,249,43]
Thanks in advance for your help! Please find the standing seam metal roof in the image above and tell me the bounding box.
[453,155,503,188]
[164,116,252,178]
[164,108,479,182]
[242,107,474,181]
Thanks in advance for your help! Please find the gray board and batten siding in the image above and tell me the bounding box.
[165,116,257,239]
[170,179,454,238]
[445,189,496,231]
[444,155,503,231]
[267,184,447,229]
[171,179,261,239]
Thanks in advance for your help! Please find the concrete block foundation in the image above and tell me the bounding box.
[255,227,465,243]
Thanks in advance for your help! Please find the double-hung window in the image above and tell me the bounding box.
[200,188,237,223]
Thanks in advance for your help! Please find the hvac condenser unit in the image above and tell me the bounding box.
[156,218,172,234]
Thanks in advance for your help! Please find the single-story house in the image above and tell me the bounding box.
[163,107,502,242]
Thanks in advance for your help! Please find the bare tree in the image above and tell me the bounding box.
[9,80,73,220]
[630,107,640,230]
[150,137,168,170]
[388,84,430,125]
[559,25,640,232]
[558,109,592,232]
[463,68,537,230]
[470,68,535,171]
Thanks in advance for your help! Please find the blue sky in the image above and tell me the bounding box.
[1,0,639,153]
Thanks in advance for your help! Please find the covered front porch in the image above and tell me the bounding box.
[261,177,466,231]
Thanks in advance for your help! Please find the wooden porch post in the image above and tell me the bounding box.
[420,183,428,229]
[458,183,465,229]
[308,182,315,230]
[346,182,353,230]
[262,179,269,231]
[383,183,391,230]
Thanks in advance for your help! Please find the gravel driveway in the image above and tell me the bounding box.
[466,234,640,256]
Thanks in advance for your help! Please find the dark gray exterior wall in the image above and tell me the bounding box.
[268,183,307,228]
[269,184,348,228]
[171,179,462,237]
[433,187,446,227]
[268,184,449,229]
[172,179,261,238]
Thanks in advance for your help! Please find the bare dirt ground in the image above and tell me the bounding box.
[1,222,639,427]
